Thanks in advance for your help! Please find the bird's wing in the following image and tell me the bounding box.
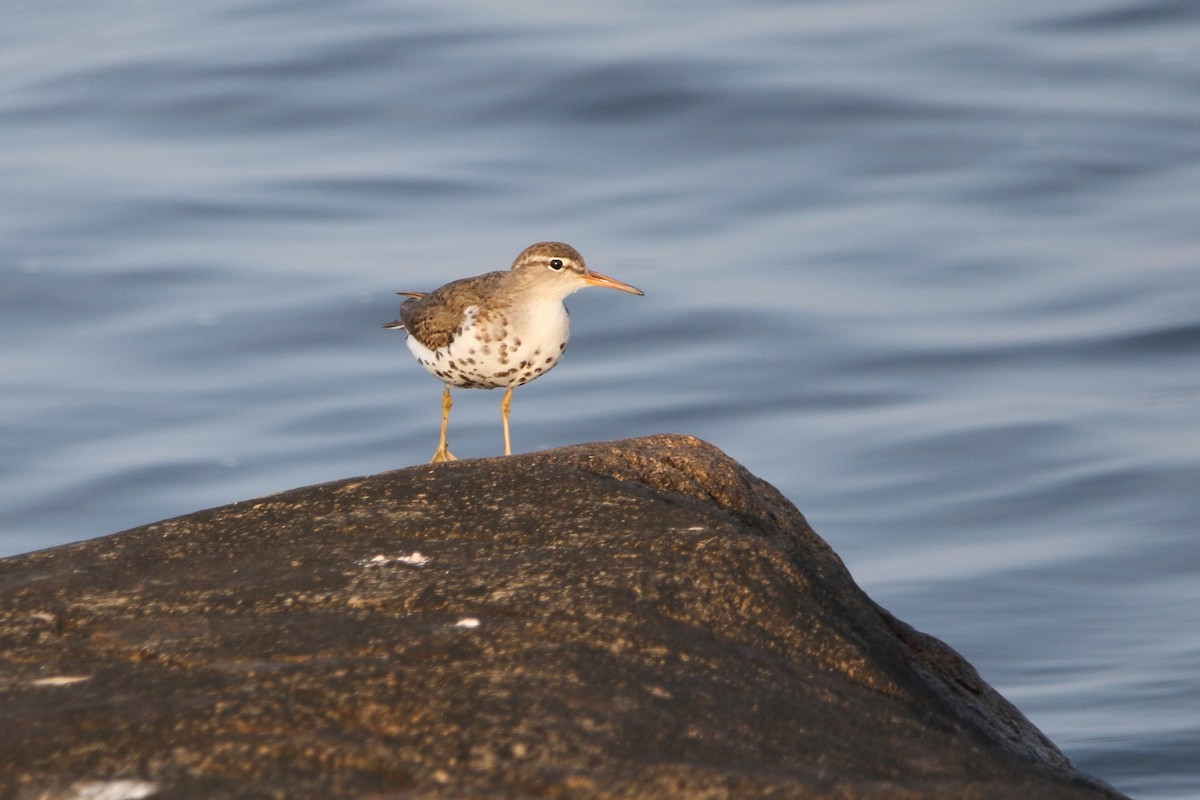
[397,272,507,349]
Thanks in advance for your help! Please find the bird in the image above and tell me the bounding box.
[384,242,643,463]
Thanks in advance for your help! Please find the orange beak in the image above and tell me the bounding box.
[583,269,644,296]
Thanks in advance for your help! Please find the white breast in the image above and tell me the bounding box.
[406,301,572,389]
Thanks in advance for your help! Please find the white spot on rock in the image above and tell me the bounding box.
[60,780,158,800]
[31,675,91,687]
[361,552,429,567]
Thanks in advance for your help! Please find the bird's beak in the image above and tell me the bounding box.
[583,269,644,296]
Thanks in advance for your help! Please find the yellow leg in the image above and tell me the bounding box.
[431,385,457,463]
[501,386,513,456]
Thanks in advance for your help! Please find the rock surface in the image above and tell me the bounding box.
[0,434,1124,799]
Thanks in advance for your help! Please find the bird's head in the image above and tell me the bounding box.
[511,242,643,299]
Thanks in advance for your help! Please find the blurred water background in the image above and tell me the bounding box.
[2,1,1198,795]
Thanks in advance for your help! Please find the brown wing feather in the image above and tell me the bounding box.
[395,271,509,349]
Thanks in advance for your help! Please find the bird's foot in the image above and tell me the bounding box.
[430,446,457,463]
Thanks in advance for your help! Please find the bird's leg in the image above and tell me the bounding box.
[431,384,457,463]
[500,386,514,456]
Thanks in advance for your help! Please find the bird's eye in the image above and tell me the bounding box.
[548,259,564,271]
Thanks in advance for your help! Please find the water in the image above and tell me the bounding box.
[2,1,1198,796]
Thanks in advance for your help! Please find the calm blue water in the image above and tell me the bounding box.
[2,1,1197,795]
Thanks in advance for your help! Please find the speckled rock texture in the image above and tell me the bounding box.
[0,434,1125,799]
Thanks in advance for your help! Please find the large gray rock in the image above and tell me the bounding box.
[0,435,1124,799]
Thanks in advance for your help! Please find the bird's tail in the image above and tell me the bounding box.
[383,290,428,330]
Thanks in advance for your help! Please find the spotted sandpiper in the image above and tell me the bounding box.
[384,242,643,462]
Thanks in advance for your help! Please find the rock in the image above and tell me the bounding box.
[0,434,1124,799]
